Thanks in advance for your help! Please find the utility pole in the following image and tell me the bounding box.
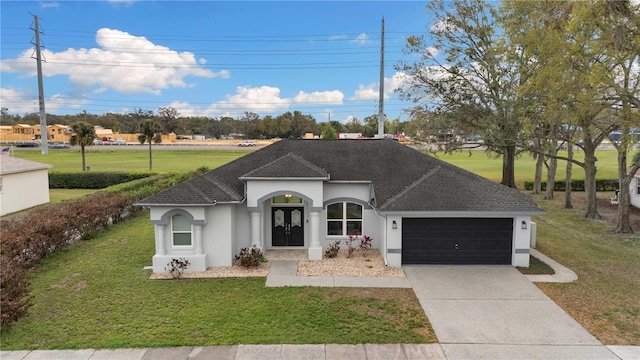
[31,14,48,154]
[377,17,385,139]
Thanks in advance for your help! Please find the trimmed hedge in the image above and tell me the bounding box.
[49,171,155,189]
[0,168,208,326]
[523,179,619,192]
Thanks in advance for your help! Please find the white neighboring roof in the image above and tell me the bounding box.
[0,156,52,175]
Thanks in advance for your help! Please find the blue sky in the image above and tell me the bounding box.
[1,1,431,123]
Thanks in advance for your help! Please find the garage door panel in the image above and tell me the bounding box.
[402,218,513,265]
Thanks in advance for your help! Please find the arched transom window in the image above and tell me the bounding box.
[327,202,362,236]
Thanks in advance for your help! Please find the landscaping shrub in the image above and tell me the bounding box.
[325,240,341,258]
[235,245,267,267]
[165,258,191,279]
[523,179,619,192]
[49,171,155,189]
[0,170,200,326]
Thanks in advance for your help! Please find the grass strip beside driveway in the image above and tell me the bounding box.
[0,213,434,350]
[533,194,640,345]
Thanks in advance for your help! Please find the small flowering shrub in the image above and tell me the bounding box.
[235,245,267,267]
[325,240,341,258]
[345,233,373,258]
[360,235,373,255]
[165,258,191,279]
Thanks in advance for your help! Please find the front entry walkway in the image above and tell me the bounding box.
[404,266,621,359]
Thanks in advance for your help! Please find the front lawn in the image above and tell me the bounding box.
[533,193,640,345]
[0,213,434,350]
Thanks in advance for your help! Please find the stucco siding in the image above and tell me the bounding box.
[630,176,640,209]
[235,204,252,253]
[203,205,235,267]
[0,169,50,216]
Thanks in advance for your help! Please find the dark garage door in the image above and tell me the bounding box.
[402,218,513,265]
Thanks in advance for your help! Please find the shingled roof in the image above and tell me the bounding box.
[0,156,52,175]
[136,139,543,213]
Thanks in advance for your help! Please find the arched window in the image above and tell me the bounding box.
[327,202,363,236]
[171,214,192,246]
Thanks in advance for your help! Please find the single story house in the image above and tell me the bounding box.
[136,139,544,273]
[0,155,52,216]
[630,169,640,209]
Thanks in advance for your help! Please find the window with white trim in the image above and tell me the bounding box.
[327,202,363,236]
[171,214,192,246]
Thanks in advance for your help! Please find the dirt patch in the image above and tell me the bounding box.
[559,191,640,231]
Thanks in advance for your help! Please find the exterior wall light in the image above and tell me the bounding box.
[521,221,527,230]
[392,220,398,229]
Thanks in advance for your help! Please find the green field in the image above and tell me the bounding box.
[14,147,622,186]
[14,149,253,173]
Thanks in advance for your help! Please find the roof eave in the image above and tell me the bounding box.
[378,210,546,217]
[239,176,329,181]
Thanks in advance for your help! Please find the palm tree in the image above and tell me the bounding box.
[69,121,96,171]
[137,119,162,170]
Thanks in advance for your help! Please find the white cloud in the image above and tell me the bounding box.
[40,2,59,8]
[165,86,344,118]
[293,90,343,104]
[425,46,439,57]
[0,87,89,114]
[430,20,457,33]
[349,72,410,101]
[350,33,370,45]
[350,83,379,101]
[0,28,226,95]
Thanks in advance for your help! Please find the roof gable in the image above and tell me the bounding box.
[241,152,329,179]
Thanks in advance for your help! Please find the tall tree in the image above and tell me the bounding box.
[240,111,259,139]
[397,0,528,188]
[137,119,162,170]
[156,106,180,134]
[69,121,96,171]
[123,108,154,134]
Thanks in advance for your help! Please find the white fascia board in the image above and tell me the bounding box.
[239,176,329,181]
[378,210,546,217]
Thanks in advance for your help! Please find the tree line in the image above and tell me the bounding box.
[0,107,406,140]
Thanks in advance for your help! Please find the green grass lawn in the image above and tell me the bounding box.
[49,189,101,203]
[0,213,435,350]
[14,147,622,187]
[533,193,640,345]
[14,149,253,173]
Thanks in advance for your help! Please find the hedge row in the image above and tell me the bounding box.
[0,168,208,326]
[49,171,155,189]
[523,179,619,192]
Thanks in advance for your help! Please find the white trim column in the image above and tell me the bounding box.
[155,224,166,255]
[194,224,203,255]
[250,211,262,249]
[308,210,322,260]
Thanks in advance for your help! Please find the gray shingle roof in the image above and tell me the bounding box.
[136,139,543,213]
[0,156,52,175]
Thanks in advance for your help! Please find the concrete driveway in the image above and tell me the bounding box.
[404,266,621,359]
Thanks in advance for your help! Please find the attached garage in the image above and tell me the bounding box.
[402,218,513,265]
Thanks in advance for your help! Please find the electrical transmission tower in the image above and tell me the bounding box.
[30,14,48,154]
